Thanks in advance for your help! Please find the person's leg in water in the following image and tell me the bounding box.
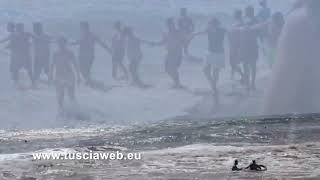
[203,64,215,91]
[10,60,20,85]
[33,56,42,83]
[111,56,119,80]
[250,60,257,90]
[129,58,145,87]
[55,83,65,113]
[230,62,244,81]
[24,57,35,86]
[165,55,183,88]
[79,57,92,85]
[203,64,219,106]
[183,37,190,58]
[118,58,129,80]
[67,83,77,105]
[243,62,251,92]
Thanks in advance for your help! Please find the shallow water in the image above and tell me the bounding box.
[1,115,320,179]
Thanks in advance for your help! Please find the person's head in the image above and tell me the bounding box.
[208,17,221,29]
[57,36,68,50]
[259,0,268,8]
[252,160,256,164]
[16,23,24,33]
[80,21,90,34]
[180,8,187,17]
[114,21,122,32]
[271,12,285,28]
[7,22,15,33]
[245,6,255,18]
[124,26,134,38]
[33,22,43,35]
[233,9,243,21]
[166,18,176,32]
[234,160,238,165]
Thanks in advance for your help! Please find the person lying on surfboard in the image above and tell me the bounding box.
[245,160,267,171]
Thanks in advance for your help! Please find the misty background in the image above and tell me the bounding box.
[0,0,297,130]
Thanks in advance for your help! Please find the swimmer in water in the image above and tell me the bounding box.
[245,160,267,171]
[232,160,243,171]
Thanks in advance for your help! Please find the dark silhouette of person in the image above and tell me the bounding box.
[257,0,272,63]
[239,6,260,91]
[0,22,18,83]
[7,23,34,86]
[49,37,80,114]
[245,160,267,171]
[178,8,195,58]
[153,18,185,88]
[232,160,243,171]
[111,21,128,80]
[192,17,226,105]
[124,26,153,88]
[32,22,52,84]
[228,9,244,81]
[73,21,111,85]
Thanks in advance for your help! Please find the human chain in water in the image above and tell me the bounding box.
[0,0,319,118]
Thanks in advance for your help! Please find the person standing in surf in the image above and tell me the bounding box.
[73,21,111,85]
[0,22,18,85]
[228,9,245,82]
[263,12,285,67]
[239,6,260,91]
[256,0,272,65]
[111,21,128,81]
[192,17,226,105]
[178,8,195,59]
[153,18,185,89]
[264,0,320,115]
[124,26,153,88]
[13,23,34,87]
[32,22,52,85]
[50,37,80,114]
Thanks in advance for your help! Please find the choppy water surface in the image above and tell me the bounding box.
[1,114,320,179]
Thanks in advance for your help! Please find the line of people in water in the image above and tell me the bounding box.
[0,0,285,113]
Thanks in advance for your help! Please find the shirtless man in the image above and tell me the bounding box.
[239,6,259,91]
[0,22,17,83]
[74,21,111,84]
[32,22,52,84]
[245,160,267,171]
[154,18,185,88]
[124,26,152,87]
[111,21,128,80]
[50,37,80,113]
[192,18,226,104]
[12,23,34,86]
[257,0,272,61]
[228,9,245,81]
[178,8,195,58]
[264,0,320,115]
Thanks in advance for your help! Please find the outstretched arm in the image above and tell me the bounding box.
[151,33,167,46]
[71,53,81,84]
[140,38,156,46]
[0,36,10,44]
[95,37,112,54]
[190,29,207,41]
